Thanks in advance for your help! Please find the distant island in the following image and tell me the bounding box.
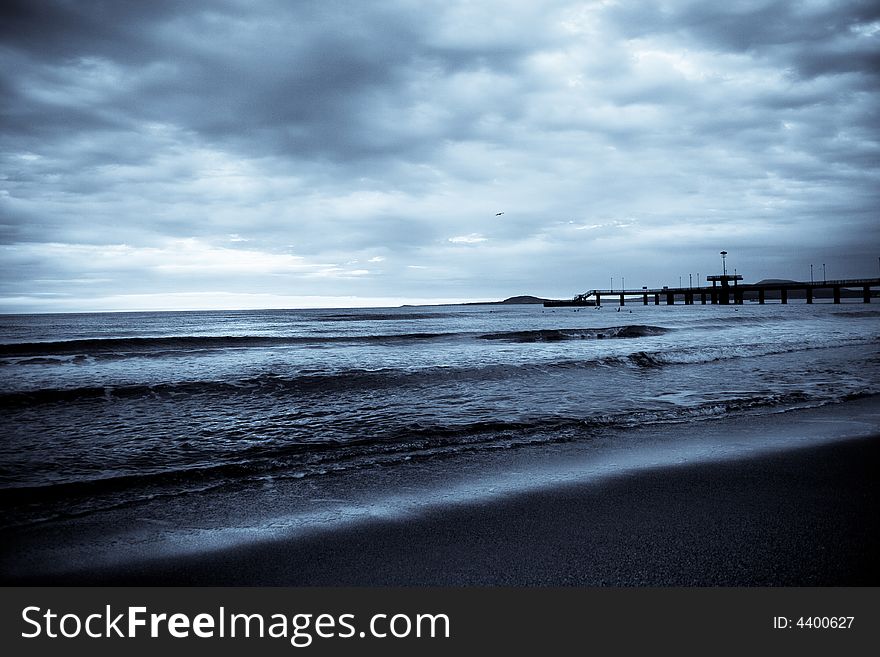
[464,295,552,305]
[402,295,556,308]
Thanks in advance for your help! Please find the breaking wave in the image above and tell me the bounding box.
[478,325,670,342]
[0,324,671,360]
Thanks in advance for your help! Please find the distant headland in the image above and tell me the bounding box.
[463,295,551,305]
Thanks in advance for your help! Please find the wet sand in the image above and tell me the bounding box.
[18,432,879,586]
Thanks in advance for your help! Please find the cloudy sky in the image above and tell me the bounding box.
[1,0,878,312]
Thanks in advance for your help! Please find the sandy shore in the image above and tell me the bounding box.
[16,431,878,586]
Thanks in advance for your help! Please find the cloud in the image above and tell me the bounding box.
[448,233,488,244]
[1,0,878,311]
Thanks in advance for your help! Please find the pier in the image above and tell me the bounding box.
[582,277,880,306]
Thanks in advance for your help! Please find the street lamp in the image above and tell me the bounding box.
[720,251,727,276]
[823,263,826,283]
[810,264,813,283]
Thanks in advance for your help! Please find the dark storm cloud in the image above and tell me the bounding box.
[606,0,880,82]
[0,0,191,60]
[0,0,878,311]
[604,0,880,49]
[1,0,544,163]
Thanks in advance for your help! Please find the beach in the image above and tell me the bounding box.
[4,396,878,586]
[1,303,878,585]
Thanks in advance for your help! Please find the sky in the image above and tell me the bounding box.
[1,0,879,312]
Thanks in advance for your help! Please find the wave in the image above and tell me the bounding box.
[0,324,671,359]
[316,312,459,321]
[478,325,670,342]
[4,339,873,409]
[0,356,80,366]
[0,348,701,408]
[832,310,880,318]
[2,388,869,526]
[0,373,397,407]
[0,332,451,358]
[0,363,568,407]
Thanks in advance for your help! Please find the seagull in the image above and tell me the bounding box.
[495,211,504,216]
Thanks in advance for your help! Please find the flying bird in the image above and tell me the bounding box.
[495,211,504,216]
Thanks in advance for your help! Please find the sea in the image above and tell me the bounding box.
[1,300,879,571]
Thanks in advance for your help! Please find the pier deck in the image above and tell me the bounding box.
[579,278,880,306]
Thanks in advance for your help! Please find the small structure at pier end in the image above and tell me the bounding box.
[705,273,743,305]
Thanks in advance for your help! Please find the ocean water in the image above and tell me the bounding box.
[1,301,879,534]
